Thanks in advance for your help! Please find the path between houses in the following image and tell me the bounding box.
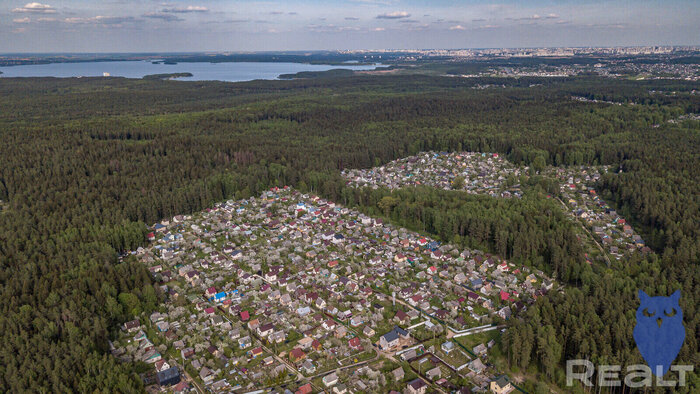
[556,196,611,267]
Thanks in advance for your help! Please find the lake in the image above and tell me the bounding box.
[0,60,381,82]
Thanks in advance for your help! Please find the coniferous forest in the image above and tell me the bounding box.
[0,74,698,391]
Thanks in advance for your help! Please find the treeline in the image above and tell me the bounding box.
[0,74,698,391]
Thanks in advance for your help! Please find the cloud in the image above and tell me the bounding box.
[376,11,410,19]
[269,11,284,15]
[64,15,135,25]
[13,27,27,33]
[344,17,359,21]
[449,25,465,30]
[13,17,31,23]
[371,27,385,31]
[12,3,56,14]
[398,19,419,24]
[143,12,183,22]
[546,13,559,19]
[288,12,297,15]
[472,18,486,22]
[162,6,208,13]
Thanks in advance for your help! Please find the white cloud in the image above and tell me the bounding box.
[546,13,559,19]
[12,2,56,14]
[13,17,31,23]
[376,11,410,20]
[162,6,209,13]
[449,25,465,30]
[37,17,56,22]
[64,16,135,25]
[371,27,385,31]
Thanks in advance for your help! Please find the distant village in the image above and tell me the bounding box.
[113,152,648,393]
[546,166,651,259]
[342,152,524,198]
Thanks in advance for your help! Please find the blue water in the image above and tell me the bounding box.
[0,60,381,82]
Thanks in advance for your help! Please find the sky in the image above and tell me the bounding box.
[1,1,699,52]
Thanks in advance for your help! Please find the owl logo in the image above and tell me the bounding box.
[633,289,685,376]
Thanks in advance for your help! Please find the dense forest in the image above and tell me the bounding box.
[0,74,698,391]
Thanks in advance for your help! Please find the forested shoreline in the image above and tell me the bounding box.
[0,75,698,391]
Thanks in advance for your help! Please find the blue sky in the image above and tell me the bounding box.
[1,1,699,52]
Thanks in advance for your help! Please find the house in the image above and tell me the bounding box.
[173,381,190,393]
[199,367,215,384]
[349,314,364,326]
[333,383,348,394]
[269,330,285,344]
[238,336,252,349]
[143,350,162,364]
[250,347,263,358]
[379,326,409,350]
[301,360,316,375]
[289,348,306,363]
[123,319,140,332]
[392,366,405,382]
[348,337,362,351]
[257,323,275,337]
[156,367,181,387]
[498,306,512,320]
[298,336,314,350]
[180,348,194,359]
[441,341,455,354]
[490,375,514,394]
[394,310,409,324]
[473,343,487,355]
[323,372,339,387]
[322,319,338,331]
[401,348,417,361]
[247,318,260,331]
[468,358,486,374]
[210,315,223,326]
[296,383,313,394]
[335,325,348,338]
[426,366,441,380]
[407,378,428,394]
[363,326,375,337]
[500,291,510,302]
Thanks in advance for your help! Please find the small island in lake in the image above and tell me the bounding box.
[142,72,193,80]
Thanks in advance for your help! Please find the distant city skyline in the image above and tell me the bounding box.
[2,1,699,53]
